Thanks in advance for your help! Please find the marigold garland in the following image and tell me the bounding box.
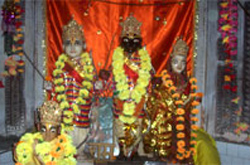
[15,132,76,165]
[53,53,94,130]
[161,69,202,161]
[112,47,152,124]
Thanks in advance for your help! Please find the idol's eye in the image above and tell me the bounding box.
[75,40,81,45]
[133,38,140,43]
[123,38,129,42]
[50,128,56,133]
[41,127,46,132]
[172,59,178,65]
[64,40,70,46]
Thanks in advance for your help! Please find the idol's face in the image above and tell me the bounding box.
[171,55,186,74]
[120,36,142,54]
[63,39,83,58]
[40,122,60,142]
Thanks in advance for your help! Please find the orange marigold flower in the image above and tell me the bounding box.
[165,80,173,87]
[176,116,185,122]
[50,150,60,158]
[192,101,200,106]
[177,140,186,148]
[191,125,199,130]
[176,124,185,131]
[191,85,198,91]
[177,147,185,153]
[169,86,177,93]
[189,77,197,84]
[46,161,56,165]
[15,163,22,165]
[58,134,67,143]
[175,100,184,105]
[177,108,185,115]
[172,93,180,99]
[191,117,199,122]
[191,108,199,114]
[191,132,197,138]
[177,132,185,138]
[176,154,184,160]
[161,70,168,76]
[184,150,191,158]
[190,93,197,98]
[190,147,196,155]
[162,74,171,83]
[196,92,203,97]
[190,140,197,145]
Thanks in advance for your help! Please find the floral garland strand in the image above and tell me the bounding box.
[13,0,25,72]
[112,47,152,124]
[161,70,201,161]
[53,53,94,130]
[15,132,77,165]
[218,0,238,93]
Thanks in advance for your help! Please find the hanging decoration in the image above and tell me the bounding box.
[218,0,238,93]
[1,0,25,74]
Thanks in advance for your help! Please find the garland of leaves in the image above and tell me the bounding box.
[161,70,201,161]
[53,53,94,130]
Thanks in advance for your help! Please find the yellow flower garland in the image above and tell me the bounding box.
[53,53,94,130]
[112,47,152,124]
[15,132,76,165]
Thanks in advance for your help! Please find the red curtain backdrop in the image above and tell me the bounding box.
[46,0,196,78]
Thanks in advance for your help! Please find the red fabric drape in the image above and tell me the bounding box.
[46,0,195,78]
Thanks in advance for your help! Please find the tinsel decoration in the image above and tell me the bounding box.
[218,0,238,93]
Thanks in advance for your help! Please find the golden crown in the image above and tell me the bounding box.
[120,14,142,39]
[62,18,85,42]
[171,39,189,56]
[38,101,62,125]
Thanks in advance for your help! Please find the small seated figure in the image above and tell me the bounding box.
[14,101,77,165]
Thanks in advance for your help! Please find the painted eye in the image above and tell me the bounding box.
[133,39,139,43]
[50,128,56,133]
[41,127,46,132]
[75,40,81,45]
[123,38,129,42]
[64,40,70,46]
[172,59,178,64]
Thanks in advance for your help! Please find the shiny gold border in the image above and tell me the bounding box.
[192,0,199,77]
[43,0,48,100]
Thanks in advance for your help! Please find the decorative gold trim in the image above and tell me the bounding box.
[43,0,48,100]
[192,0,199,77]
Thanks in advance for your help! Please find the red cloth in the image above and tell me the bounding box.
[46,0,196,78]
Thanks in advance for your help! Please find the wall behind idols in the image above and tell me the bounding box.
[0,0,6,136]
[0,0,45,138]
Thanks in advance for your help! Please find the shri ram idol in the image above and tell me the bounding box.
[52,18,95,156]
[112,15,153,159]
[14,101,77,165]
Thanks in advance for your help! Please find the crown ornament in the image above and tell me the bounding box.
[120,14,142,39]
[62,18,85,42]
[38,101,62,125]
[171,39,189,56]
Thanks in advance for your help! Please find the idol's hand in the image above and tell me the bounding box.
[43,81,52,90]
[99,69,110,81]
